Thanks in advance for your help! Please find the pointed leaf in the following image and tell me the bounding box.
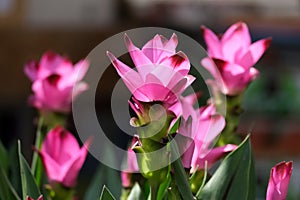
[99,186,115,200]
[18,141,41,200]
[84,164,121,200]
[0,167,21,200]
[0,139,8,172]
[84,165,104,200]
[128,183,143,200]
[168,135,194,200]
[157,174,171,200]
[197,135,255,200]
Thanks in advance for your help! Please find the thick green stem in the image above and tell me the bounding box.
[149,181,159,200]
[218,94,243,145]
[31,117,44,187]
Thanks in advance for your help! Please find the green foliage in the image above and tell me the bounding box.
[197,135,255,200]
[127,183,143,200]
[18,140,41,200]
[100,186,115,200]
[169,135,194,200]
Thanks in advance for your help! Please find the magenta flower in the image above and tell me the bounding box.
[107,34,195,106]
[177,96,236,171]
[38,126,90,188]
[201,22,271,95]
[266,161,293,200]
[24,51,89,113]
[26,195,43,200]
[121,139,139,188]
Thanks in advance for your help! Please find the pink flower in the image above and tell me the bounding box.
[177,96,236,171]
[107,34,195,106]
[24,51,89,113]
[26,195,43,200]
[266,161,293,200]
[121,139,139,188]
[38,126,90,188]
[201,22,271,95]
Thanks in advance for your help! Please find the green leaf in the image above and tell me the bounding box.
[169,117,181,134]
[0,139,8,172]
[99,186,115,200]
[0,167,21,200]
[84,165,104,200]
[18,140,41,200]
[8,143,22,195]
[84,164,121,200]
[31,117,44,187]
[157,173,171,200]
[168,135,194,200]
[127,183,143,200]
[197,135,255,200]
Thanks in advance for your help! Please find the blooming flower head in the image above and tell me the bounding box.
[107,34,195,106]
[266,161,293,200]
[201,22,271,95]
[38,126,90,188]
[24,51,89,113]
[177,95,236,171]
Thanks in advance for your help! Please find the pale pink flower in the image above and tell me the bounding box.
[24,51,89,113]
[177,96,236,171]
[38,126,90,188]
[107,34,195,106]
[266,161,293,200]
[201,22,271,95]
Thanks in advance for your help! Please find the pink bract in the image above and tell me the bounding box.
[177,95,236,171]
[121,139,140,188]
[39,126,90,188]
[266,161,293,200]
[24,51,89,113]
[107,34,195,106]
[201,22,271,95]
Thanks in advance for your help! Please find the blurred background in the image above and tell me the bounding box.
[0,0,299,199]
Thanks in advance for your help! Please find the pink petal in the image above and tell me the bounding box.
[72,59,90,82]
[61,139,90,187]
[182,92,201,107]
[107,51,143,94]
[142,34,177,64]
[193,144,237,170]
[201,25,222,58]
[142,34,164,63]
[266,161,293,200]
[121,172,132,188]
[42,127,81,165]
[160,51,190,76]
[196,114,225,146]
[175,134,195,168]
[24,61,39,81]
[134,83,170,102]
[221,22,251,63]
[201,57,222,81]
[39,153,63,183]
[124,34,153,74]
[238,38,272,69]
[162,33,178,54]
[40,51,73,78]
[42,79,72,112]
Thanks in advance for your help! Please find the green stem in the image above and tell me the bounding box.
[149,181,159,200]
[218,95,243,145]
[31,117,44,182]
